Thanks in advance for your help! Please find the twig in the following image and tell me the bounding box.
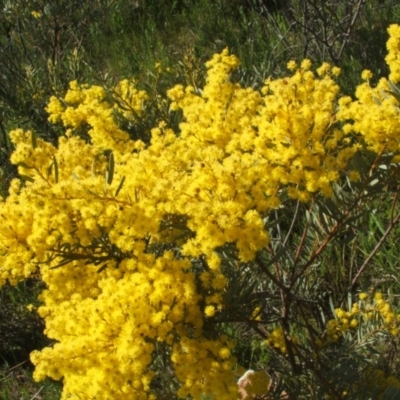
[292,150,386,284]
[283,200,300,248]
[0,360,28,381]
[350,194,400,290]
[30,386,44,400]
[255,254,287,292]
[289,220,309,288]
[337,0,365,61]
[0,119,9,151]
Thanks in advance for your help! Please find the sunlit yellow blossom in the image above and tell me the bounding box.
[386,24,400,83]
[204,305,216,317]
[332,66,341,76]
[361,69,373,80]
[301,59,312,70]
[287,60,297,71]
[350,319,358,328]
[31,10,42,18]
[375,292,383,301]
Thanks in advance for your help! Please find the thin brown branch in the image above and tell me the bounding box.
[0,119,9,151]
[289,220,309,288]
[255,254,288,292]
[283,200,300,247]
[350,194,400,290]
[280,292,299,374]
[293,150,386,284]
[337,0,365,60]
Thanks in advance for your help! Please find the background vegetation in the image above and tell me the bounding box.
[1,0,400,398]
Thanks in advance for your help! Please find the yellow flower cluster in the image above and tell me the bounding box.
[325,303,361,343]
[171,335,238,398]
[325,292,400,344]
[113,78,149,122]
[265,327,298,354]
[337,24,400,158]
[386,24,400,83]
[0,24,400,400]
[31,10,42,18]
[46,79,147,154]
[30,253,217,398]
[370,292,400,336]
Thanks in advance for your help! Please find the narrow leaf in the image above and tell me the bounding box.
[31,131,37,149]
[107,152,114,185]
[53,156,58,183]
[372,96,382,106]
[387,90,400,103]
[19,174,34,182]
[50,259,74,269]
[388,79,400,95]
[115,176,125,197]
[97,263,108,273]
[47,162,53,179]
[16,162,34,169]
[59,242,71,251]
[329,296,336,319]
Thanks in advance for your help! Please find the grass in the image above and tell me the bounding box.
[0,363,61,400]
[0,280,62,399]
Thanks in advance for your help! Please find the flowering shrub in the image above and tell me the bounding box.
[325,292,400,344]
[1,23,400,400]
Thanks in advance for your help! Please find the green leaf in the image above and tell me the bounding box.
[19,174,34,182]
[16,162,34,169]
[329,296,336,319]
[372,96,382,106]
[322,198,340,220]
[31,131,37,149]
[387,90,400,103]
[50,258,74,269]
[59,242,71,252]
[388,80,400,94]
[383,386,400,400]
[115,176,125,197]
[336,230,356,245]
[47,161,53,179]
[386,81,400,103]
[97,263,108,273]
[106,152,114,185]
[53,156,58,183]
